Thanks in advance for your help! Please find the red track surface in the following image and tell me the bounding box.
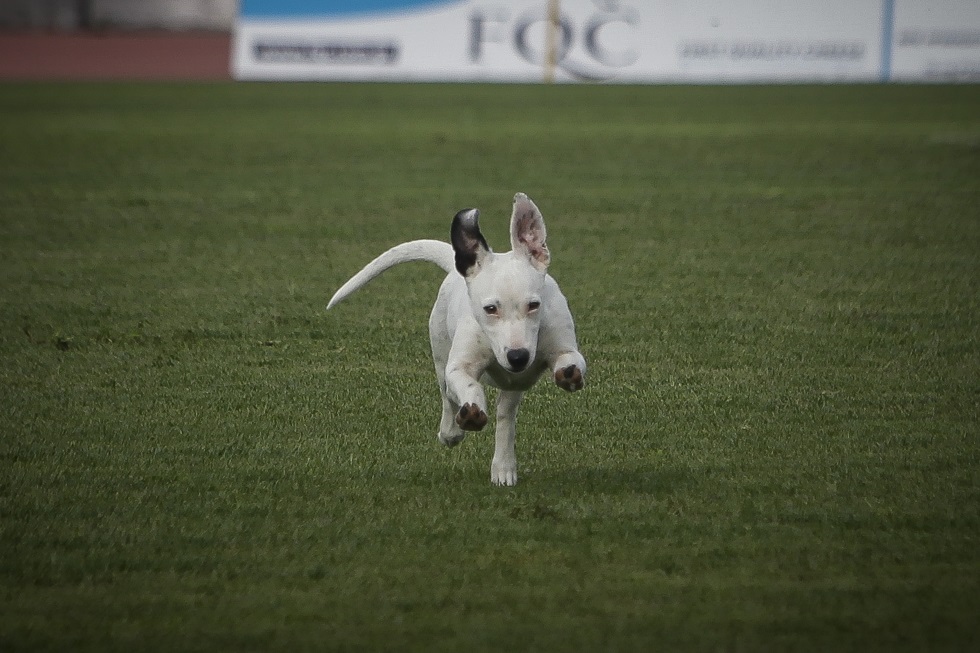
[0,31,232,80]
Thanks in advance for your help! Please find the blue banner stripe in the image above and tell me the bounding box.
[240,0,462,19]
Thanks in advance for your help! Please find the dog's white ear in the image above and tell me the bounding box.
[451,208,491,277]
[510,192,550,271]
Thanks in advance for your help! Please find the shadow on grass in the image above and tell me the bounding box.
[533,463,695,496]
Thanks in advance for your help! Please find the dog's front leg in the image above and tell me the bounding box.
[553,351,587,392]
[538,291,587,392]
[491,390,523,486]
[445,359,488,431]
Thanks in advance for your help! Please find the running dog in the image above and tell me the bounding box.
[327,193,586,486]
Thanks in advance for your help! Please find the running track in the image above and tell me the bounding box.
[0,31,231,80]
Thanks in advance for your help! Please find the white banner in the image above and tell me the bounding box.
[232,0,980,83]
[889,0,980,81]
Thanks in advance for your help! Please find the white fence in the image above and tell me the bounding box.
[233,0,980,83]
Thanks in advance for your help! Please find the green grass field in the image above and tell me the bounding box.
[1,82,978,651]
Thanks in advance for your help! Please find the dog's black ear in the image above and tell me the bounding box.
[451,208,490,277]
[510,192,550,272]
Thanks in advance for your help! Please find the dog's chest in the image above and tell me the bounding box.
[481,361,546,391]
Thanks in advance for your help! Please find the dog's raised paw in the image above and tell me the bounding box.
[455,403,488,431]
[555,365,585,392]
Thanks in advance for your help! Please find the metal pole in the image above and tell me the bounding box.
[543,0,560,83]
[78,0,93,30]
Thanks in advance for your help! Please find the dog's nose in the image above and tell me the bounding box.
[506,348,531,371]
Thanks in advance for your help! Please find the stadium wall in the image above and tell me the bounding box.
[0,0,237,31]
[232,0,980,83]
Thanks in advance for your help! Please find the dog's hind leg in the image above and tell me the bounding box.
[430,313,466,447]
[490,390,523,486]
[432,354,466,447]
[436,377,466,447]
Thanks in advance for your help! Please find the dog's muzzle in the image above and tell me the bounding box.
[506,348,531,372]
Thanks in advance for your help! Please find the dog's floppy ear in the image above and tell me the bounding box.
[510,192,550,272]
[451,208,490,277]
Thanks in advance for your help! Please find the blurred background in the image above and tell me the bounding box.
[0,0,235,80]
[0,0,235,31]
[2,0,978,83]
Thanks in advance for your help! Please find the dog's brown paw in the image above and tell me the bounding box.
[456,403,488,431]
[555,365,585,392]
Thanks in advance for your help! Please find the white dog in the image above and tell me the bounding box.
[327,193,586,486]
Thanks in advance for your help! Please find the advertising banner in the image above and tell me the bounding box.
[889,0,980,81]
[232,0,980,83]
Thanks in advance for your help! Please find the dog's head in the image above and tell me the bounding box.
[451,193,551,374]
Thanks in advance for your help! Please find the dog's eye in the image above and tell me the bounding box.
[527,301,541,313]
[483,305,498,316]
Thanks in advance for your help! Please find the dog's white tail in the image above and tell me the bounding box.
[327,239,455,309]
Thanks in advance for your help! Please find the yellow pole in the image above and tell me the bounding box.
[544,0,560,83]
